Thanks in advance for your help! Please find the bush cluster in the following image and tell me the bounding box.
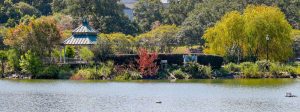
[169,62,212,79]
[70,61,142,80]
[223,61,300,78]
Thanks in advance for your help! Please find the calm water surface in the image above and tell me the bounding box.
[0,79,299,112]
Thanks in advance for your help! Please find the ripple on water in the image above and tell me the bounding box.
[0,79,299,112]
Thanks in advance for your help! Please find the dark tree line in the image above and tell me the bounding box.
[134,0,300,45]
[1,0,299,42]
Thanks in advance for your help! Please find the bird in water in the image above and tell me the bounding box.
[285,92,297,97]
[156,101,162,104]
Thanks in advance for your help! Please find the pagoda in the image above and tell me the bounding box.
[61,19,98,63]
[63,19,98,45]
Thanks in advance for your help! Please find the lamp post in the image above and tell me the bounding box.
[266,35,270,72]
[266,35,270,61]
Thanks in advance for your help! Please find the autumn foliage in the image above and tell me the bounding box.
[137,48,159,78]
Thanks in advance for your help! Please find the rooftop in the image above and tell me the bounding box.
[63,19,98,45]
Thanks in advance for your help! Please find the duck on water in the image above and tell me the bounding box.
[285,92,297,97]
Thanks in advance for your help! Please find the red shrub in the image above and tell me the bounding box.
[137,48,159,78]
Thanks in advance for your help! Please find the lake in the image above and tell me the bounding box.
[0,79,299,112]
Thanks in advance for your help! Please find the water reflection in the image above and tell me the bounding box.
[0,79,299,112]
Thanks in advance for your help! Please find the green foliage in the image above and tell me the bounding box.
[256,60,271,72]
[51,48,61,59]
[222,61,300,78]
[133,0,164,32]
[38,65,73,79]
[269,63,297,78]
[6,49,20,72]
[98,61,114,79]
[204,5,293,61]
[0,50,8,76]
[63,0,138,35]
[93,33,135,61]
[14,2,41,17]
[240,62,261,78]
[162,0,201,25]
[79,47,94,63]
[171,69,190,79]
[115,71,131,80]
[137,25,180,53]
[52,0,67,13]
[100,33,135,54]
[65,46,75,58]
[71,68,95,80]
[19,50,42,75]
[182,62,212,79]
[37,65,60,79]
[178,0,242,45]
[4,16,62,56]
[0,0,21,26]
[293,30,300,56]
[223,63,241,73]
[70,61,115,80]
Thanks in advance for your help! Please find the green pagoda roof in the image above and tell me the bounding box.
[63,19,98,45]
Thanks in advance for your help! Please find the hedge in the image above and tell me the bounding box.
[100,54,223,69]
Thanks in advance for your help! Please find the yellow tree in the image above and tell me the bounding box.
[137,25,179,53]
[204,5,293,62]
[243,5,293,61]
[204,11,245,58]
[99,33,135,54]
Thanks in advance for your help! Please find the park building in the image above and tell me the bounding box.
[60,19,98,64]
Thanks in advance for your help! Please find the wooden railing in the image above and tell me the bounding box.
[42,57,88,64]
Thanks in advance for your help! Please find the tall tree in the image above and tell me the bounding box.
[64,0,138,35]
[12,0,52,15]
[14,2,41,17]
[204,5,293,61]
[162,0,201,25]
[177,0,242,46]
[4,16,62,56]
[137,24,179,53]
[0,0,21,26]
[133,0,164,32]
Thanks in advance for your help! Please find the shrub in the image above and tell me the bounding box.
[37,65,60,79]
[70,68,99,80]
[19,50,42,76]
[256,60,271,72]
[98,61,114,79]
[129,71,142,80]
[223,63,240,73]
[295,66,300,76]
[114,64,142,80]
[240,62,261,78]
[65,46,75,58]
[270,63,295,78]
[182,62,212,79]
[171,69,190,79]
[58,69,73,79]
[115,71,131,80]
[137,48,159,79]
[79,47,94,63]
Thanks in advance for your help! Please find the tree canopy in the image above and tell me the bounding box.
[204,5,293,61]
[137,24,179,53]
[4,16,62,56]
[61,0,138,35]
